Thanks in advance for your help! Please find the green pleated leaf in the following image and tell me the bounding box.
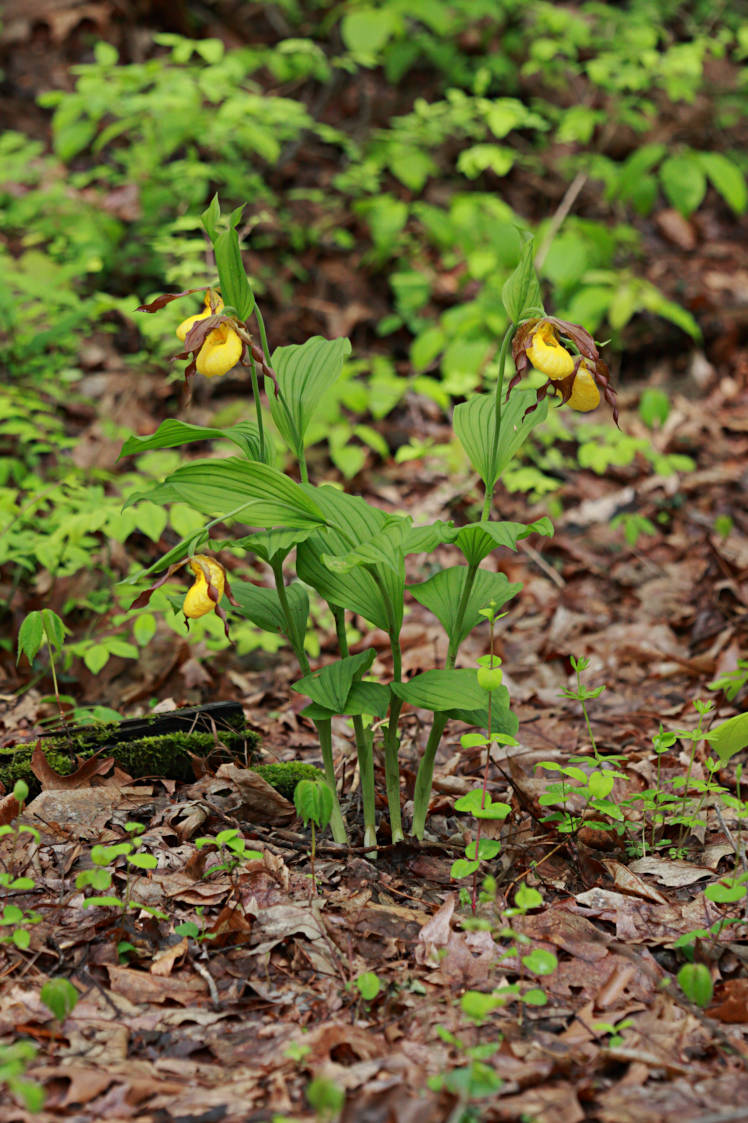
[297,531,391,631]
[408,567,522,646]
[453,390,548,492]
[302,482,387,539]
[297,486,405,631]
[392,670,516,733]
[322,516,410,575]
[455,516,553,565]
[230,528,316,564]
[122,529,209,584]
[301,679,391,720]
[135,459,327,528]
[392,669,489,712]
[294,778,334,830]
[269,336,352,453]
[293,649,377,713]
[231,579,309,650]
[501,237,545,323]
[444,691,516,735]
[119,419,266,462]
[214,225,255,320]
[403,521,459,554]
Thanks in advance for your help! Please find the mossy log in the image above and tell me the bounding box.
[1,703,323,802]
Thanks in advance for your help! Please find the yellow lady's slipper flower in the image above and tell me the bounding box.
[567,362,601,412]
[525,321,575,380]
[175,292,224,341]
[510,315,619,427]
[176,310,211,341]
[183,555,226,619]
[195,323,243,379]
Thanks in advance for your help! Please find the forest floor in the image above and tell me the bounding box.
[2,4,748,1122]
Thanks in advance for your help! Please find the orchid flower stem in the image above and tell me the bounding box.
[412,326,514,837]
[254,304,272,367]
[271,559,347,844]
[383,627,405,844]
[246,351,266,463]
[411,559,480,839]
[383,695,404,844]
[333,607,377,851]
[471,673,494,913]
[253,303,308,482]
[315,719,349,846]
[482,323,516,521]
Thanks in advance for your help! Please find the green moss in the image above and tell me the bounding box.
[253,762,325,800]
[0,727,259,799]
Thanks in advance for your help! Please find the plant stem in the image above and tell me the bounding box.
[333,607,377,850]
[678,718,706,844]
[246,351,266,463]
[579,699,601,765]
[411,561,478,838]
[471,625,496,912]
[316,719,348,845]
[383,633,404,844]
[482,325,516,521]
[253,304,308,483]
[270,559,348,844]
[413,324,516,836]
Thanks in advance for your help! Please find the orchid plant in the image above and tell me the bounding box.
[125,196,618,848]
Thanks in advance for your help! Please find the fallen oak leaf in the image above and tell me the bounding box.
[0,790,22,825]
[31,744,116,790]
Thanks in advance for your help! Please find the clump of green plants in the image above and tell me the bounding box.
[75,821,168,919]
[0,782,42,952]
[0,1040,45,1113]
[125,197,620,849]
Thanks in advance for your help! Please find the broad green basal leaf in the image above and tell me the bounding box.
[297,530,391,631]
[302,679,391,721]
[119,419,266,462]
[453,390,548,493]
[231,579,309,649]
[455,517,553,566]
[269,336,351,454]
[408,567,522,647]
[293,649,377,713]
[127,459,327,529]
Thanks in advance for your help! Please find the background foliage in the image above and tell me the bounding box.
[2,0,746,695]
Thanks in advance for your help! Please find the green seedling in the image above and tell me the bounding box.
[709,658,748,702]
[0,781,42,951]
[195,829,263,877]
[40,977,79,1025]
[0,1041,45,1113]
[460,883,558,1020]
[677,962,713,1008]
[593,1018,634,1047]
[75,821,168,919]
[306,1075,344,1121]
[428,1025,504,1116]
[353,971,381,1002]
[294,778,334,893]
[16,610,71,733]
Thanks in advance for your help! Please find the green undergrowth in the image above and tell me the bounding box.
[5,0,747,678]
